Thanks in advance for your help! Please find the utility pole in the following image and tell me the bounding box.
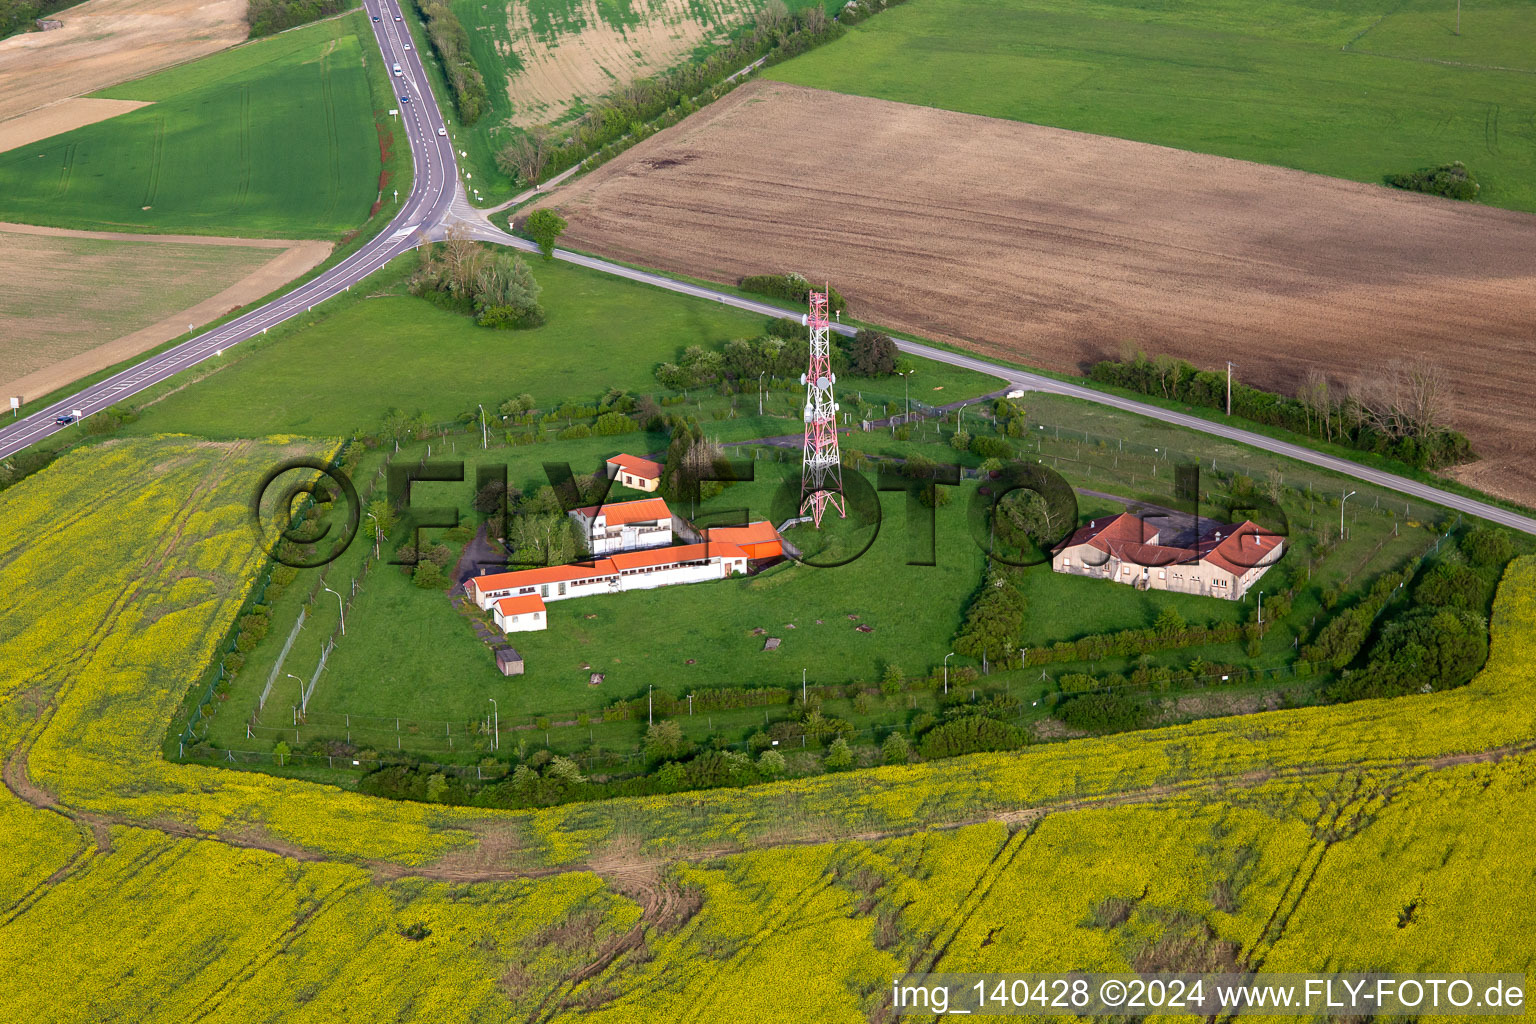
[758,372,765,417]
[802,668,807,705]
[944,652,954,695]
[1456,0,1461,34]
[648,684,653,726]
[1340,490,1356,540]
[1257,591,1263,625]
[1226,361,1235,416]
[488,697,498,750]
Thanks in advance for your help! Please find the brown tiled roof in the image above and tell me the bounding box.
[1197,521,1285,576]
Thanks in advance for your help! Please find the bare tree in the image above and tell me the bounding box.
[1402,359,1450,440]
[439,224,483,299]
[494,125,552,186]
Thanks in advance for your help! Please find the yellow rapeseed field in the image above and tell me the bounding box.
[0,437,1532,1019]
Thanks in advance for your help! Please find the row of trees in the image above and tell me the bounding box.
[411,0,488,123]
[1090,348,1473,469]
[654,326,901,392]
[739,272,847,315]
[493,4,844,186]
[245,0,349,36]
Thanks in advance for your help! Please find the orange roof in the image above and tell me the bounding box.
[1198,521,1285,576]
[572,497,672,526]
[607,453,663,480]
[471,560,616,594]
[496,593,546,616]
[703,521,780,547]
[609,541,746,571]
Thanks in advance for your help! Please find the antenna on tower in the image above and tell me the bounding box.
[799,288,845,527]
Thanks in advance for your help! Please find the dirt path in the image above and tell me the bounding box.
[1,223,331,403]
[0,0,246,124]
[539,80,1536,508]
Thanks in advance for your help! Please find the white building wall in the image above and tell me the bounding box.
[494,608,547,633]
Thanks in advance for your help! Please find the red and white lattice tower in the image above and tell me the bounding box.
[799,289,846,527]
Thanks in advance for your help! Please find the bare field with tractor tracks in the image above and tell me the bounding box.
[537,80,1536,507]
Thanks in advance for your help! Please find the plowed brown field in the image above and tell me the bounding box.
[537,80,1536,507]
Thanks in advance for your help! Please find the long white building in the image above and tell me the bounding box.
[465,541,753,630]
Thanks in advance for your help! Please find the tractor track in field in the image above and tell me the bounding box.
[4,717,1532,899]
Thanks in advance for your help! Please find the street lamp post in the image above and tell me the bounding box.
[478,403,487,449]
[286,673,303,718]
[1340,490,1357,540]
[488,698,498,751]
[365,511,381,558]
[1257,590,1263,625]
[944,652,954,695]
[322,583,345,636]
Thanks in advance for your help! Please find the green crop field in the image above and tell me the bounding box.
[768,0,1536,213]
[0,14,385,237]
[440,0,834,199]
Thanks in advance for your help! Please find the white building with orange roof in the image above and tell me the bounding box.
[1052,512,1283,600]
[567,496,675,555]
[605,453,664,492]
[701,520,784,561]
[492,593,547,633]
[465,541,751,632]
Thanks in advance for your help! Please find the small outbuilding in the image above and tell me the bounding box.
[493,644,524,676]
[605,453,664,492]
[494,593,548,633]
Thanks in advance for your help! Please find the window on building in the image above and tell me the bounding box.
[1159,570,1166,580]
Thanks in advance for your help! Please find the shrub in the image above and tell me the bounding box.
[917,716,1026,758]
[593,412,637,436]
[823,737,855,770]
[1054,692,1150,734]
[1463,526,1514,569]
[557,423,593,440]
[1416,563,1488,611]
[882,731,910,764]
[968,435,1012,460]
[1385,161,1480,201]
[412,561,448,589]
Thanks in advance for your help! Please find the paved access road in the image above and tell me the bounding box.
[0,0,449,462]
[4,4,1534,541]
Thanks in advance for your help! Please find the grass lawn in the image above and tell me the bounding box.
[122,255,1002,438]
[0,14,383,237]
[315,468,986,723]
[768,0,1536,213]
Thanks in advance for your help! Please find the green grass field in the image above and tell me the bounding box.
[0,14,384,237]
[768,0,1536,212]
[122,255,1002,438]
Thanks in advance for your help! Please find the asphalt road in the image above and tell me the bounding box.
[4,5,1534,541]
[0,0,449,461]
